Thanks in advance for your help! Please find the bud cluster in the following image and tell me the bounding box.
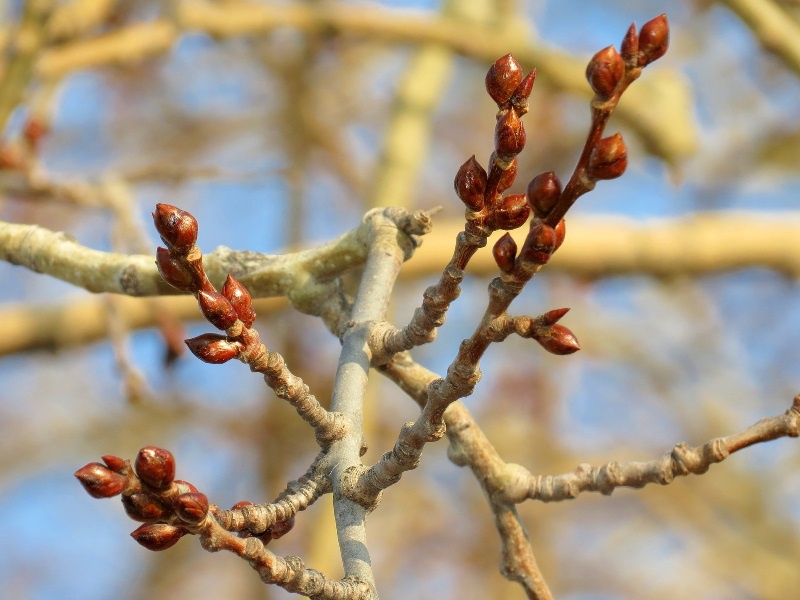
[152,203,259,365]
[75,446,221,552]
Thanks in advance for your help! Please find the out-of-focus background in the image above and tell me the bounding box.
[1,0,799,598]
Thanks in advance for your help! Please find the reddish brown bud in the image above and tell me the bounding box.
[101,455,129,474]
[152,204,198,252]
[197,290,238,330]
[222,275,255,328]
[492,233,518,273]
[173,480,200,495]
[75,462,128,498]
[639,14,669,66]
[155,247,194,292]
[494,109,526,159]
[454,155,488,211]
[131,523,187,551]
[122,492,169,522]
[269,515,295,540]
[231,500,254,510]
[185,333,239,364]
[510,70,536,114]
[485,54,523,106]
[538,307,570,327]
[586,45,625,99]
[175,492,209,525]
[488,194,530,231]
[496,157,518,193]
[134,446,175,490]
[520,223,557,265]
[23,118,48,148]
[621,23,639,64]
[526,171,562,218]
[535,323,580,355]
[554,218,566,251]
[587,133,627,180]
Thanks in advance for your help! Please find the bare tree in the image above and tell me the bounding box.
[2,2,800,599]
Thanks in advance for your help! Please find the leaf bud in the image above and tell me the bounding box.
[122,492,169,522]
[621,23,639,64]
[231,500,254,510]
[510,70,536,114]
[269,515,296,540]
[638,14,669,66]
[74,462,128,498]
[155,247,195,292]
[131,523,187,552]
[587,133,627,180]
[222,275,255,328]
[454,155,487,211]
[538,307,570,327]
[152,204,198,252]
[586,45,625,99]
[519,223,557,265]
[487,194,530,231]
[535,323,581,355]
[198,290,239,330]
[485,54,523,106]
[185,333,239,364]
[492,233,517,273]
[173,480,200,495]
[496,157,518,193]
[134,446,175,490]
[175,492,209,525]
[526,171,562,218]
[494,109,526,160]
[554,218,566,251]
[101,455,129,474]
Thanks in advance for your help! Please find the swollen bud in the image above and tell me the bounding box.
[175,492,210,525]
[496,157,518,193]
[74,462,128,498]
[131,523,187,552]
[485,54,523,106]
[621,23,639,64]
[487,194,530,231]
[152,204,198,253]
[122,493,170,522]
[494,109,526,159]
[526,171,562,218]
[185,333,239,364]
[586,45,625,99]
[102,455,129,474]
[454,155,488,211]
[510,70,536,114]
[492,233,517,273]
[519,223,557,265]
[155,247,194,292]
[222,275,255,328]
[134,446,175,490]
[554,218,566,251]
[198,290,239,330]
[638,14,669,66]
[587,133,627,180]
[535,324,580,355]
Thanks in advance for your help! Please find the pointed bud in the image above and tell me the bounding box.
[488,194,530,231]
[492,233,517,273]
[496,157,518,193]
[101,455,129,474]
[485,54,523,106]
[152,204,198,252]
[155,247,195,292]
[175,492,209,525]
[269,515,295,540]
[621,23,639,64]
[122,492,169,522]
[639,14,669,66]
[197,290,238,330]
[185,333,239,364]
[526,171,562,218]
[554,218,566,251]
[538,307,570,327]
[131,523,187,551]
[222,275,255,328]
[535,323,580,355]
[454,155,488,211]
[519,223,557,265]
[494,109,526,159]
[587,133,627,180]
[586,46,625,99]
[510,70,536,114]
[134,446,175,490]
[74,462,128,498]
